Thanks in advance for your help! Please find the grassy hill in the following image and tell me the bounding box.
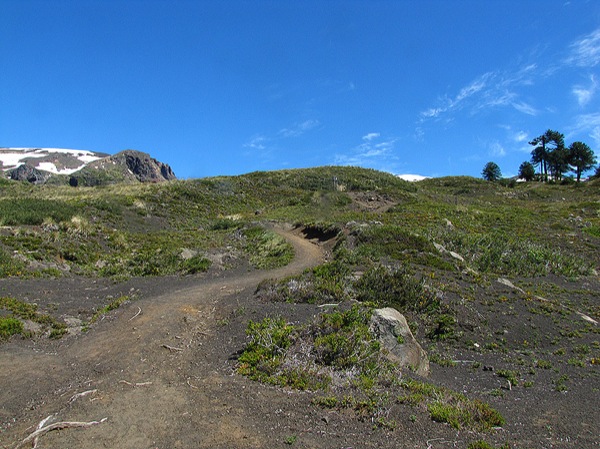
[0,167,597,280]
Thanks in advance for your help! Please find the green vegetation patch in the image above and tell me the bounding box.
[399,379,505,431]
[243,227,294,269]
[0,198,78,226]
[0,296,66,340]
[438,229,593,277]
[0,316,23,339]
[237,305,378,390]
[89,295,134,324]
[238,304,504,432]
[256,260,350,304]
[354,264,440,313]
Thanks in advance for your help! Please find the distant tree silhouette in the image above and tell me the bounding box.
[568,141,597,182]
[518,161,535,181]
[530,130,564,182]
[482,162,501,182]
[548,145,570,181]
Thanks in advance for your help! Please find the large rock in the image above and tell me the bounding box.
[7,164,52,184]
[369,307,429,376]
[111,150,176,183]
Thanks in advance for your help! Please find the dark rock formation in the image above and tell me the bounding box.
[111,150,176,183]
[7,164,52,184]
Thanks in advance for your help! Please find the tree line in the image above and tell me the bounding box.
[482,129,597,183]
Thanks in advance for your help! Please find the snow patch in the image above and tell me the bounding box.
[398,174,428,182]
[0,147,103,172]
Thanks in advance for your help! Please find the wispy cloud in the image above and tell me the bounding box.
[566,112,600,147]
[244,135,268,150]
[565,28,600,67]
[514,130,528,142]
[244,118,320,153]
[334,133,398,169]
[278,119,320,138]
[572,74,597,107]
[362,132,380,141]
[419,68,539,122]
[511,101,538,116]
[489,141,506,157]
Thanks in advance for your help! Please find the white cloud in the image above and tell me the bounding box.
[489,141,506,157]
[455,75,489,102]
[334,134,398,168]
[419,67,539,122]
[514,130,528,142]
[244,135,268,150]
[565,28,600,67]
[511,101,538,116]
[362,132,380,141]
[572,74,597,107]
[278,119,320,137]
[421,107,444,118]
[246,118,320,154]
[566,112,600,147]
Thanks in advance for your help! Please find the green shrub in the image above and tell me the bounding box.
[182,255,211,274]
[0,297,65,339]
[255,260,350,304]
[496,369,519,386]
[399,379,504,431]
[428,314,457,340]
[428,397,504,430]
[354,265,439,313]
[312,306,379,370]
[0,317,23,339]
[237,317,294,382]
[244,227,294,269]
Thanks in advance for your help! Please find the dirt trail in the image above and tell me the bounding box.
[0,227,325,449]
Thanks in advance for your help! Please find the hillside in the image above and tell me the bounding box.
[0,148,175,185]
[0,167,598,449]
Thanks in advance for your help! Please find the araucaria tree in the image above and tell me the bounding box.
[482,161,501,181]
[518,161,536,181]
[529,129,565,182]
[569,141,597,182]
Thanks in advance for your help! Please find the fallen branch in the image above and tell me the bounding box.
[69,389,97,403]
[162,344,184,352]
[15,418,107,449]
[576,311,598,325]
[317,303,340,308]
[119,380,153,387]
[128,307,142,321]
[32,415,54,449]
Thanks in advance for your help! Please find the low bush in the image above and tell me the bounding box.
[243,227,294,269]
[0,296,66,339]
[354,264,439,313]
[0,316,24,339]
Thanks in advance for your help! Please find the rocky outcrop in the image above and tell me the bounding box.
[69,150,176,186]
[7,164,52,184]
[111,150,176,183]
[369,307,430,376]
[2,148,175,186]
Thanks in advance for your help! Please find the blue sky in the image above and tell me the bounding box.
[2,0,600,179]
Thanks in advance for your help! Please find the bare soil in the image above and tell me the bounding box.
[1,226,598,449]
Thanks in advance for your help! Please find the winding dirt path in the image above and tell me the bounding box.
[1,227,325,449]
